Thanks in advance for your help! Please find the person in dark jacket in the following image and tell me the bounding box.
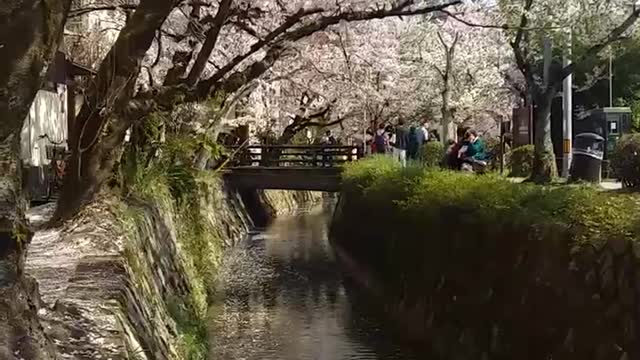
[408,123,428,160]
[390,119,410,167]
[445,139,460,169]
[430,129,441,142]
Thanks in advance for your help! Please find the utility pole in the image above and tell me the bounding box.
[562,33,573,178]
[363,106,369,155]
[609,46,614,107]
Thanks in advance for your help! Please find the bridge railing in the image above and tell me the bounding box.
[227,144,364,168]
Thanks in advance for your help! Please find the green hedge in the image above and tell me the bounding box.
[340,156,637,245]
[611,133,640,188]
[507,145,534,177]
[334,156,640,358]
[420,141,445,168]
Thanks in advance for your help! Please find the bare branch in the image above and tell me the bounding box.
[433,64,445,80]
[306,118,343,127]
[436,31,448,50]
[334,28,353,80]
[68,4,137,18]
[440,9,566,31]
[230,20,262,39]
[560,8,640,81]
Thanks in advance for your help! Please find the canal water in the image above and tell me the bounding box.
[208,205,422,359]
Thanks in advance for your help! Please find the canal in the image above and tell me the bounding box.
[208,205,422,359]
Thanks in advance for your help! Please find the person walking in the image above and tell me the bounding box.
[420,122,430,143]
[408,124,427,161]
[320,130,337,166]
[373,123,389,154]
[390,119,409,167]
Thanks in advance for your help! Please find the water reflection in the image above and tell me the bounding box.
[208,207,421,360]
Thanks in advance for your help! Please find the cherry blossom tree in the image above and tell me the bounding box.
[497,0,640,182]
[53,0,464,220]
[243,19,407,144]
[399,5,516,142]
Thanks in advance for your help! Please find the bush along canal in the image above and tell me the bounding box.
[207,204,425,359]
[331,156,640,360]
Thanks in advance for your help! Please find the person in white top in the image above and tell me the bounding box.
[420,122,430,143]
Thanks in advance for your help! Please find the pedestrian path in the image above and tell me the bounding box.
[507,177,622,191]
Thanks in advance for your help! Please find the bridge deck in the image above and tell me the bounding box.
[223,167,343,192]
[222,145,363,191]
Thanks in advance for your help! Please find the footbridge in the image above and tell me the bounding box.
[222,145,363,192]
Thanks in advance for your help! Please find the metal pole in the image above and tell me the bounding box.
[562,33,573,178]
[363,105,369,155]
[500,130,505,175]
[609,48,613,107]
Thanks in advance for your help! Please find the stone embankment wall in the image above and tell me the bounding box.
[25,179,319,359]
[332,192,640,360]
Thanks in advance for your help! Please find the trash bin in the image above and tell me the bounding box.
[570,132,605,183]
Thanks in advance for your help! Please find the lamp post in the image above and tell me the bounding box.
[562,32,573,178]
[609,46,613,107]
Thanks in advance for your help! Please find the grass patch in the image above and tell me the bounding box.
[167,295,209,360]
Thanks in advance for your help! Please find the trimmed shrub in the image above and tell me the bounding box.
[341,156,638,245]
[420,141,445,168]
[610,133,640,188]
[508,144,534,177]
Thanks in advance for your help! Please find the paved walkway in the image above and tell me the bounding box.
[507,177,623,191]
[25,203,134,359]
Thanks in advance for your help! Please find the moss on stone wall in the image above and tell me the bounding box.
[118,168,250,359]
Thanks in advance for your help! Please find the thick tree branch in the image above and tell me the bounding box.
[308,103,334,119]
[1,0,72,138]
[510,0,535,91]
[334,28,353,80]
[196,0,461,100]
[198,7,324,88]
[133,0,462,122]
[56,0,180,220]
[185,0,233,86]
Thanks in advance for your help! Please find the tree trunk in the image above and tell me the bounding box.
[0,0,71,358]
[441,90,454,143]
[54,0,178,221]
[529,91,558,183]
[436,32,458,144]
